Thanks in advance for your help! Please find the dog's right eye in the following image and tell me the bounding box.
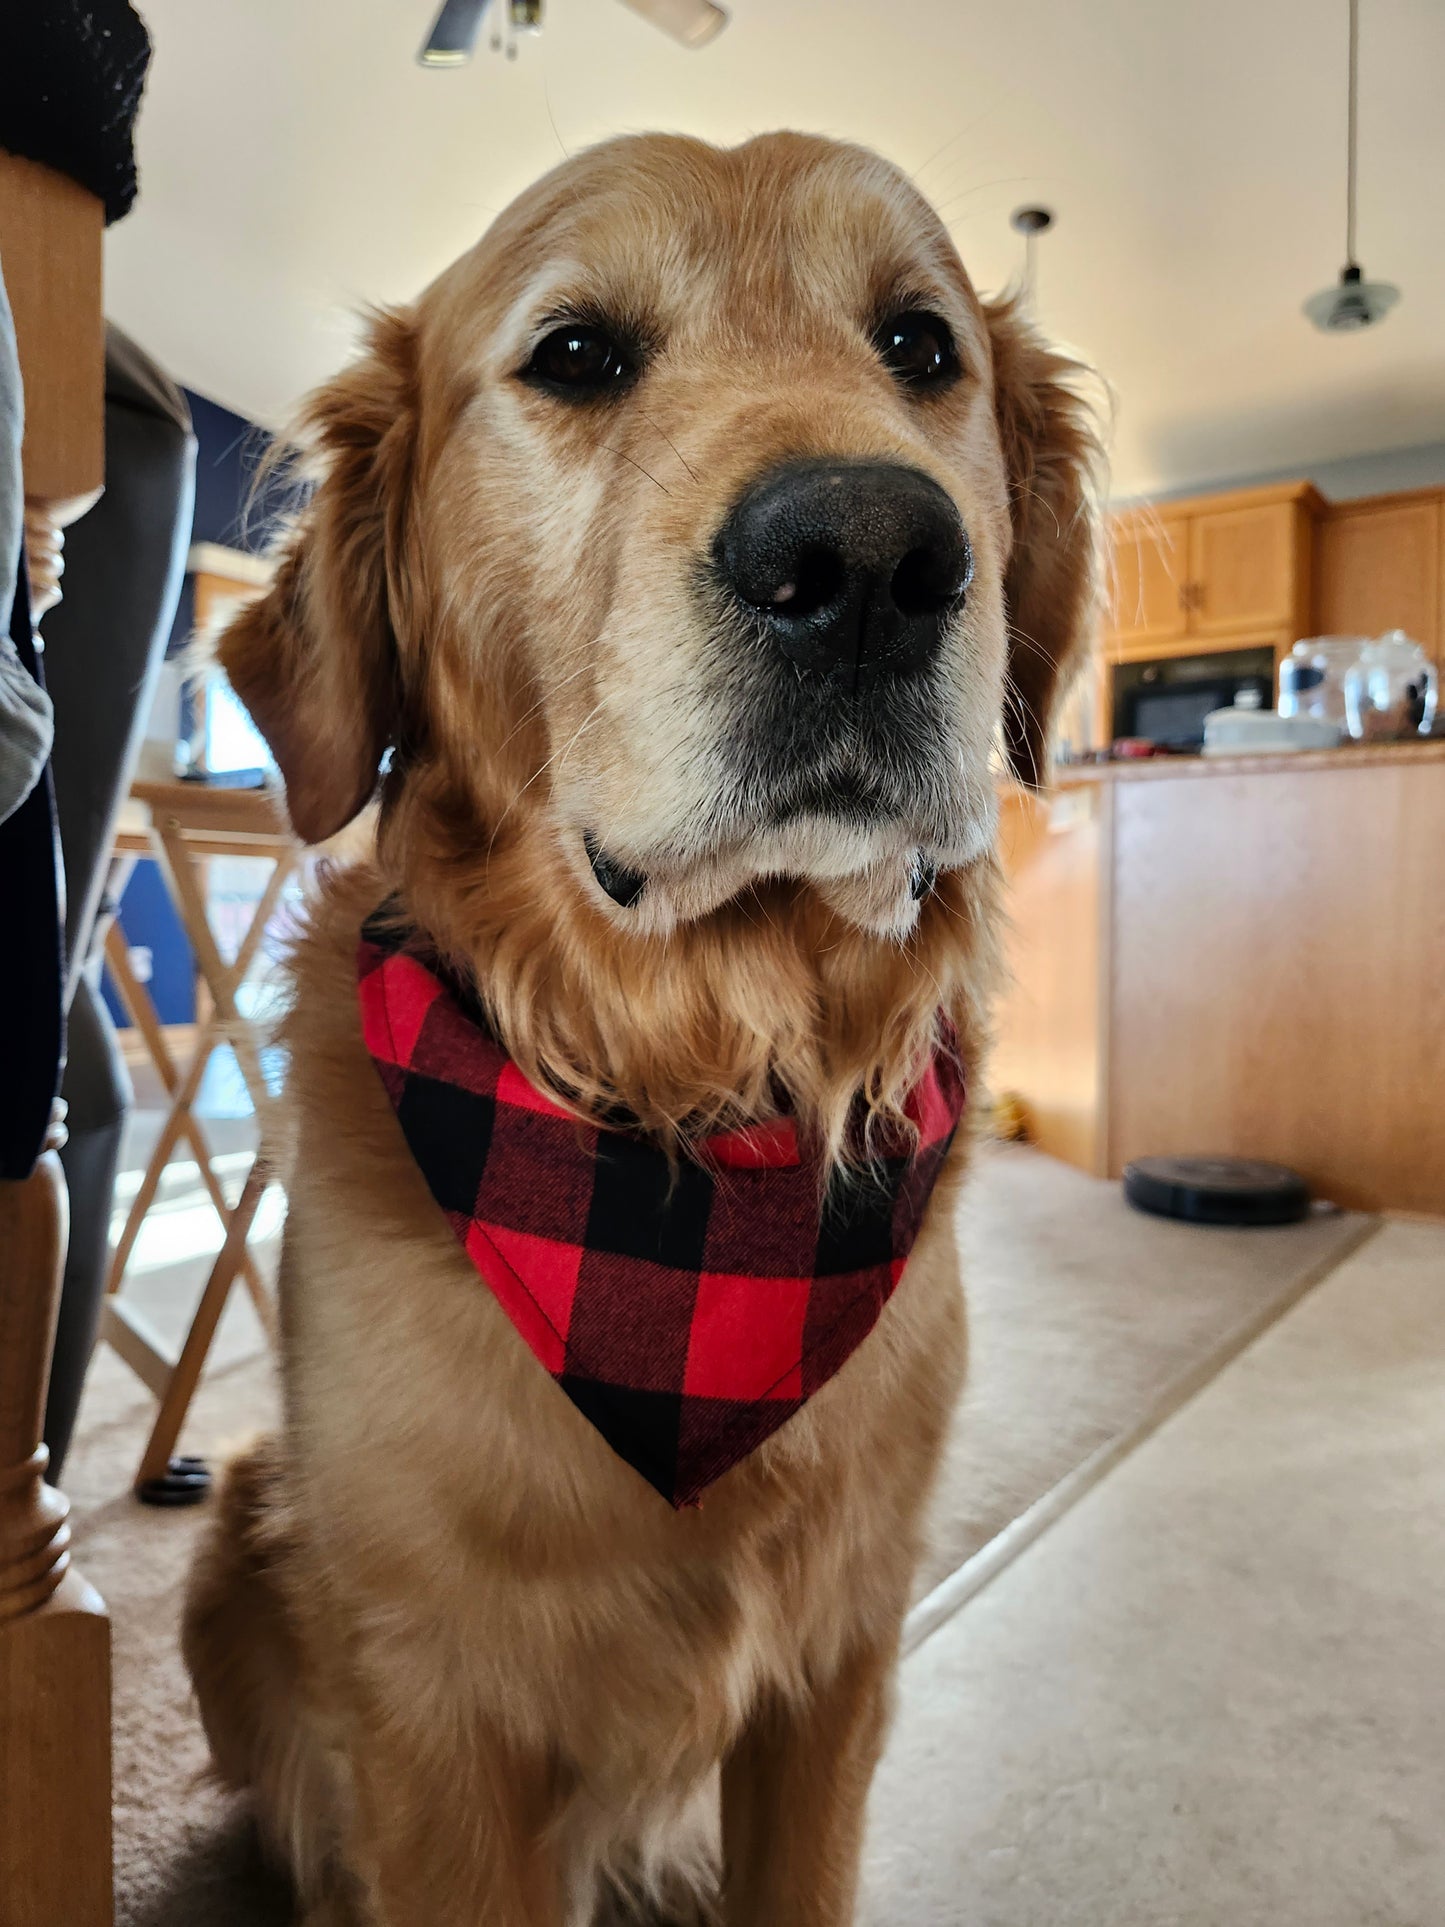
[874,310,961,391]
[523,324,637,396]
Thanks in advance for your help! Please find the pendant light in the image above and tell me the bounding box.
[1010,205,1054,301]
[1304,0,1400,331]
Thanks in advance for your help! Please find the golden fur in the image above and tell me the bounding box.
[183,131,1101,1926]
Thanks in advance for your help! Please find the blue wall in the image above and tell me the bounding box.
[104,386,282,1029]
[189,389,277,553]
[166,387,279,663]
[104,859,196,1027]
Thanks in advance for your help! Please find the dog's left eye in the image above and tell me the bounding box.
[874,311,961,390]
[524,323,637,396]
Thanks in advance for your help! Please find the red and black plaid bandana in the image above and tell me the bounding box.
[357,910,964,1508]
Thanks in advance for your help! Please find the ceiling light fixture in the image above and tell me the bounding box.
[1304,0,1400,332]
[418,0,726,66]
[616,0,729,47]
[1009,205,1054,299]
[418,0,489,65]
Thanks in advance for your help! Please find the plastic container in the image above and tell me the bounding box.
[1278,636,1367,725]
[1343,630,1439,741]
[1202,705,1342,755]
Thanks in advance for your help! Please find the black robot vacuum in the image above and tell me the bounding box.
[1123,1155,1312,1227]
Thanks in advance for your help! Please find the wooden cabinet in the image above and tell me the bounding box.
[1087,478,1444,750]
[1314,490,1443,654]
[1096,482,1322,740]
[1188,498,1304,637]
[994,748,1445,1215]
[992,784,1111,1177]
[1107,484,1319,663]
[1109,510,1189,649]
[1105,754,1445,1215]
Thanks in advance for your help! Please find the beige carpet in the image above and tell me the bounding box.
[65,1124,1371,1926]
[860,1220,1445,1927]
[914,1147,1373,1603]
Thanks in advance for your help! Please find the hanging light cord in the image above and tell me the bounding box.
[1345,0,1359,267]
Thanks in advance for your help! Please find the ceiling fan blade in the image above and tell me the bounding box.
[418,0,491,66]
[617,0,729,48]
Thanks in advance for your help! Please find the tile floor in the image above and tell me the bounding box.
[861,1220,1445,1927]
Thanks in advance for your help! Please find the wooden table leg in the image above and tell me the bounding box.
[103,1012,220,1294]
[97,815,291,1481]
[133,1158,271,1493]
[150,823,279,1111]
[0,1111,113,1926]
[102,921,269,1307]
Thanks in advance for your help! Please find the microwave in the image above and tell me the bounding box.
[1112,646,1276,750]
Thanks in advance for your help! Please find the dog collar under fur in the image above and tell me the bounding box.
[357,909,964,1507]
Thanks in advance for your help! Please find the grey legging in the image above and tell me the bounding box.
[40,326,195,1475]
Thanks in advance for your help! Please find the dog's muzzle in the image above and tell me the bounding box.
[583,830,938,918]
[713,458,972,695]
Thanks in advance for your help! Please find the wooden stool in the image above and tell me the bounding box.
[100,779,296,1497]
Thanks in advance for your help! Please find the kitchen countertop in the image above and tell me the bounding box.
[1046,739,1445,786]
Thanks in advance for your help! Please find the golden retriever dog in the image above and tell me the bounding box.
[183,130,1099,1926]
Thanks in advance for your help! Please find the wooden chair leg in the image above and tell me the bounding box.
[0,1112,113,1926]
[133,1158,270,1492]
[103,1014,219,1295]
[102,921,268,1306]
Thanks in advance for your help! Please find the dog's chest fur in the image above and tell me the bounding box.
[269,870,967,1909]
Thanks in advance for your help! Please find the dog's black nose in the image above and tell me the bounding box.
[714,459,971,687]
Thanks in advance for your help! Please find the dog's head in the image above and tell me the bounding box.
[225,132,1100,946]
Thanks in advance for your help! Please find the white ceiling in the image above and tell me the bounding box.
[106,0,1445,501]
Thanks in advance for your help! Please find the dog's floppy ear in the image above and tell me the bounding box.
[220,309,419,844]
[984,294,1103,788]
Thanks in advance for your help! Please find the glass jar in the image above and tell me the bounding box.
[1343,631,1439,741]
[1278,636,1367,725]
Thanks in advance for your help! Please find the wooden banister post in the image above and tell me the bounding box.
[0,146,113,1927]
[0,1111,113,1927]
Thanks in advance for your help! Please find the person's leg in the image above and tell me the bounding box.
[39,330,194,1457]
[43,962,131,1477]
[45,329,194,1002]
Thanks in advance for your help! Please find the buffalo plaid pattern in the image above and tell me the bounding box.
[358,911,964,1507]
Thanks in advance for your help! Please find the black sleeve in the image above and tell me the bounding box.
[0,1,152,225]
